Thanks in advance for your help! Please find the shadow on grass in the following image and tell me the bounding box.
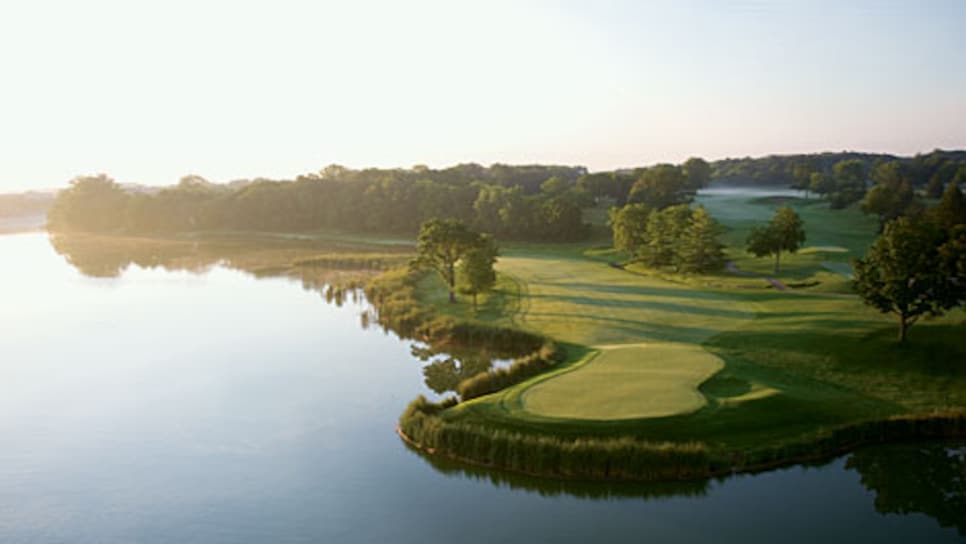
[521,292,751,320]
[524,310,720,343]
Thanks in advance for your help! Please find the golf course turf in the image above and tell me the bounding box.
[393,189,966,480]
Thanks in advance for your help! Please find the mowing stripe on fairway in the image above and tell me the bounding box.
[520,343,724,420]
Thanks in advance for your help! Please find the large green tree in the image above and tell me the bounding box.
[457,234,499,310]
[640,204,692,268]
[628,164,694,210]
[809,171,834,198]
[47,174,130,232]
[678,206,726,273]
[682,157,712,192]
[929,180,966,229]
[608,203,652,254]
[746,206,806,273]
[853,217,964,342]
[414,218,483,303]
[830,159,868,209]
[862,161,920,229]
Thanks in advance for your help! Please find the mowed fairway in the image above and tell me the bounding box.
[522,343,724,420]
[494,249,754,420]
[501,251,755,346]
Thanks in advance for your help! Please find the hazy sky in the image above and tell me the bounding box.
[1,0,964,191]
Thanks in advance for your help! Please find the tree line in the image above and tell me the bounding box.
[47,164,591,242]
[713,149,966,192]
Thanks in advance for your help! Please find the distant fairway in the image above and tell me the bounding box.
[499,250,756,347]
[522,343,724,420]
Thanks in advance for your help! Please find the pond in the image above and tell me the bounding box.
[0,232,961,543]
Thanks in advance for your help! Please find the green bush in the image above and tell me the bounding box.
[365,267,547,355]
[457,342,565,400]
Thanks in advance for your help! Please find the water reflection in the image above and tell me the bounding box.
[48,232,507,396]
[847,442,966,535]
[410,345,513,396]
[405,436,966,532]
[403,439,710,500]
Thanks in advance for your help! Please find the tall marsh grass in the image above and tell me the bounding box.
[400,397,966,482]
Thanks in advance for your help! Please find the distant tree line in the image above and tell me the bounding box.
[716,150,966,224]
[47,164,592,242]
[712,149,966,193]
[0,192,54,218]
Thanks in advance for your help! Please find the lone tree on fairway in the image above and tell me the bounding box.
[414,218,483,303]
[458,234,499,310]
[853,217,965,343]
[746,206,806,273]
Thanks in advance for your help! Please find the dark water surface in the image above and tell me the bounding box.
[0,233,962,543]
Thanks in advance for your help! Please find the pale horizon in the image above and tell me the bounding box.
[2,0,965,192]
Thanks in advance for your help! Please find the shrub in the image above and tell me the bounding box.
[457,342,565,400]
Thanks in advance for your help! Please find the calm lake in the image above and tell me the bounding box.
[0,232,962,543]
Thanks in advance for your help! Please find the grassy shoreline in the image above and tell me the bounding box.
[397,411,966,483]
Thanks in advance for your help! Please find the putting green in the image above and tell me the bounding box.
[800,245,849,254]
[521,343,724,420]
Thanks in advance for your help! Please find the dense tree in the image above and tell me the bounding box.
[457,234,498,309]
[47,174,130,232]
[790,161,816,198]
[924,160,962,198]
[853,217,965,342]
[829,159,868,209]
[539,176,567,195]
[808,172,834,198]
[628,164,695,210]
[862,161,920,229]
[710,150,966,188]
[610,203,726,274]
[929,180,966,229]
[640,204,692,268]
[608,203,652,254]
[746,206,806,273]
[534,196,586,241]
[677,206,726,273]
[682,157,712,192]
[414,218,483,303]
[576,172,635,206]
[47,164,588,243]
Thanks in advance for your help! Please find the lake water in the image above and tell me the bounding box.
[0,232,962,543]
